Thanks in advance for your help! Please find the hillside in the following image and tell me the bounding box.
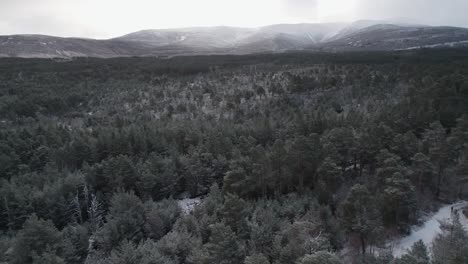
[2,21,468,58]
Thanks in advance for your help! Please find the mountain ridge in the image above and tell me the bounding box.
[2,21,468,58]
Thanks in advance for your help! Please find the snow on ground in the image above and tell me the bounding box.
[391,201,468,257]
[177,197,202,215]
[397,40,468,50]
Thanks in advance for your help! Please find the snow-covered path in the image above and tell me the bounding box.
[391,201,468,257]
[177,197,202,214]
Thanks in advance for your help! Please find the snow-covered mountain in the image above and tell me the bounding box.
[1,21,468,58]
[0,35,148,58]
[113,23,346,53]
[326,19,425,41]
[116,26,255,48]
[320,24,468,51]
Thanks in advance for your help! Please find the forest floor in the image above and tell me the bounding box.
[177,197,202,215]
[390,200,468,257]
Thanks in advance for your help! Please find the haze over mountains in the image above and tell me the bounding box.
[2,20,468,58]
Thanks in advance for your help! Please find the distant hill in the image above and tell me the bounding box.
[319,24,468,51]
[2,21,468,58]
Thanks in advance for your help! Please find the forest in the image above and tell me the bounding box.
[0,49,467,264]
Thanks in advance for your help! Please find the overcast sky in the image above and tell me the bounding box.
[0,0,467,38]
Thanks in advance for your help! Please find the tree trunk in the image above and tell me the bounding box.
[359,157,363,178]
[436,166,442,199]
[360,234,366,255]
[3,197,12,230]
[298,168,304,193]
[418,172,423,193]
[261,172,266,198]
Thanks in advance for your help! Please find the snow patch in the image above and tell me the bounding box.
[390,201,468,257]
[396,40,468,50]
[177,197,202,214]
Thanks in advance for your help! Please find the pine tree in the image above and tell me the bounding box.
[269,139,288,195]
[391,131,419,163]
[104,240,176,264]
[96,192,146,253]
[10,214,66,264]
[249,145,271,197]
[454,147,468,199]
[156,228,202,264]
[288,134,321,191]
[316,158,342,206]
[410,153,432,193]
[432,215,468,264]
[298,251,342,264]
[394,240,430,264]
[244,253,269,264]
[341,184,381,254]
[422,121,451,198]
[221,193,249,237]
[202,223,245,264]
[223,156,251,197]
[321,127,357,172]
[375,149,404,188]
[248,203,280,260]
[382,173,417,228]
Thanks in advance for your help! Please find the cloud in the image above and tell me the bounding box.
[355,0,468,27]
[1,0,468,38]
[281,0,318,21]
[0,0,102,37]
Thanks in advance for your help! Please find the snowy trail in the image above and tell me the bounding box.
[177,197,202,214]
[391,201,468,257]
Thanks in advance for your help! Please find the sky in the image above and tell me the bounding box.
[0,0,467,39]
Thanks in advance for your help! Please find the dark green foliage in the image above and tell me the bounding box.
[431,216,468,264]
[221,194,249,237]
[298,251,342,264]
[96,192,180,253]
[86,155,139,196]
[144,198,180,241]
[1,50,467,263]
[156,227,202,263]
[316,158,342,205]
[288,134,321,191]
[382,173,417,228]
[96,192,147,252]
[9,215,67,264]
[410,153,432,192]
[341,184,382,254]
[355,253,394,264]
[422,121,453,198]
[198,222,245,264]
[103,240,176,264]
[394,240,430,264]
[136,154,179,200]
[247,202,281,259]
[244,253,270,264]
[61,224,90,264]
[321,127,357,172]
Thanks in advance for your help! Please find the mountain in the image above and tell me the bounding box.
[231,23,346,53]
[116,26,254,49]
[318,24,468,51]
[325,19,425,41]
[2,21,468,58]
[0,35,148,58]
[112,23,346,54]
